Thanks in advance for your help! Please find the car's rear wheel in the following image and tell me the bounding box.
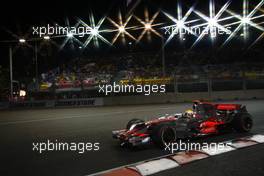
[233,113,253,132]
[126,119,144,130]
[151,124,177,148]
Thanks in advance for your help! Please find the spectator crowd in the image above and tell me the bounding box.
[38,51,264,91]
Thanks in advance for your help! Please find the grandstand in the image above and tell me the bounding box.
[16,48,262,101]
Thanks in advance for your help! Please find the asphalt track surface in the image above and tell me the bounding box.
[0,100,264,176]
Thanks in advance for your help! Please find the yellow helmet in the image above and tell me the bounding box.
[185,109,193,118]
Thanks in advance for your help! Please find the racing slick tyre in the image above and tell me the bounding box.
[233,113,253,132]
[126,119,144,130]
[151,124,177,148]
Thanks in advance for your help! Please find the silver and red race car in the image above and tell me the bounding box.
[112,101,253,148]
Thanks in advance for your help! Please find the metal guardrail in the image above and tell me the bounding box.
[174,73,264,93]
[5,98,104,109]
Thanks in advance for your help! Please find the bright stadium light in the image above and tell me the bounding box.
[107,12,136,44]
[163,2,197,43]
[177,20,184,28]
[208,18,217,26]
[58,18,84,50]
[144,23,151,30]
[67,32,73,38]
[249,4,264,48]
[223,0,264,47]
[241,17,250,24]
[90,28,99,36]
[19,38,26,43]
[43,36,50,40]
[133,9,162,42]
[78,13,112,48]
[191,0,232,48]
[118,26,125,32]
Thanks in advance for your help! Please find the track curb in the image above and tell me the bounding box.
[87,134,264,176]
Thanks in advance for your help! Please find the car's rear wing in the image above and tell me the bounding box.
[215,104,242,111]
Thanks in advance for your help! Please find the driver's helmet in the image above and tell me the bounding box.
[185,109,194,118]
[193,102,198,111]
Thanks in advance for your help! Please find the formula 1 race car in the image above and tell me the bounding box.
[112,101,253,148]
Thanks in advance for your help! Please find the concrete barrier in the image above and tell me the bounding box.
[55,98,103,107]
[1,89,263,109]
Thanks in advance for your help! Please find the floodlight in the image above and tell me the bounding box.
[43,36,50,40]
[241,17,250,24]
[119,26,125,32]
[208,18,217,26]
[145,23,151,30]
[177,20,184,28]
[67,33,73,38]
[91,28,99,36]
[19,39,26,43]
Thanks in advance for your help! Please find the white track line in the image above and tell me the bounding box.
[0,107,176,126]
[135,158,179,176]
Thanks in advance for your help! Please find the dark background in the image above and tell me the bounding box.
[0,0,263,80]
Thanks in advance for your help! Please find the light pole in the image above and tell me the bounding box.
[161,37,166,77]
[34,42,38,91]
[6,36,50,98]
[141,22,166,77]
[9,45,13,99]
[34,36,50,91]
[9,38,26,99]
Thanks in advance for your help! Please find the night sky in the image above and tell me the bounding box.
[0,0,263,79]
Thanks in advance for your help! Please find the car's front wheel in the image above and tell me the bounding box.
[151,124,177,148]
